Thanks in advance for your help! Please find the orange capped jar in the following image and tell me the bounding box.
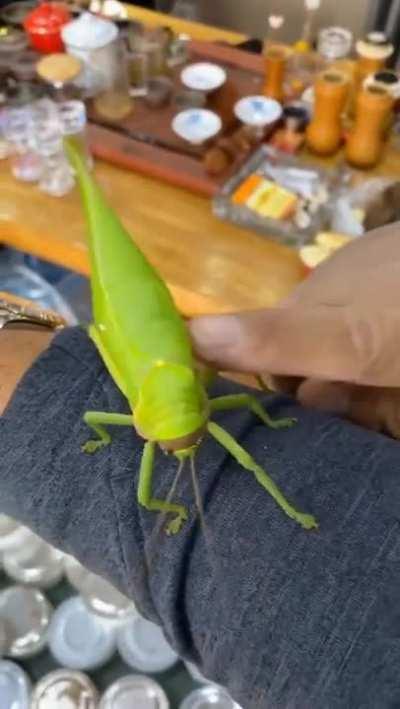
[263,44,290,102]
[306,70,349,156]
[346,84,394,169]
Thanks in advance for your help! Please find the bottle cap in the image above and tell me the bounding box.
[180,686,242,709]
[99,674,169,709]
[117,613,178,673]
[3,538,64,589]
[48,595,117,670]
[0,586,52,658]
[0,660,31,709]
[64,555,136,620]
[31,669,98,709]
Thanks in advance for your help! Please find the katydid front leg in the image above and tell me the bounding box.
[138,441,188,536]
[208,422,318,531]
[210,394,296,430]
[82,412,133,453]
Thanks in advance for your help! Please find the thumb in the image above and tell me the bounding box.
[189,307,400,387]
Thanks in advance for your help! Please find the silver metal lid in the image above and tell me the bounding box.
[117,614,178,674]
[64,555,136,620]
[0,586,52,658]
[31,669,99,709]
[3,537,64,589]
[48,595,116,671]
[0,516,37,553]
[99,674,169,709]
[0,659,31,708]
[180,686,242,709]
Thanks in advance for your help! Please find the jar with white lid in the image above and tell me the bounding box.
[61,12,131,112]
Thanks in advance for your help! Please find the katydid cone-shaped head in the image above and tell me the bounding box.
[134,362,208,457]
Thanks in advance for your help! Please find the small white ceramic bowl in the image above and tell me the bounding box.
[172,109,222,145]
[181,62,227,92]
[234,96,283,128]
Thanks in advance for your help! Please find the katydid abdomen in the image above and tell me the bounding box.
[67,141,318,535]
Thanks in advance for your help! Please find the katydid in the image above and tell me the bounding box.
[66,142,318,534]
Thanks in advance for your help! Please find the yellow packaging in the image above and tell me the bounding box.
[232,174,298,221]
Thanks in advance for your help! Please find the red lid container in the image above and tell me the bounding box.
[24,2,71,54]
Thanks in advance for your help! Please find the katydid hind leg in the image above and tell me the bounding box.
[138,442,188,535]
[210,394,296,430]
[82,411,133,453]
[207,422,318,531]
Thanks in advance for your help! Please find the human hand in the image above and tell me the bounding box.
[0,293,56,415]
[189,223,400,437]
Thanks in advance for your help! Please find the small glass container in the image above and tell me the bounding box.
[144,77,173,108]
[48,595,117,670]
[175,90,206,110]
[99,675,169,709]
[168,33,190,68]
[0,660,31,709]
[93,34,133,121]
[59,99,92,168]
[127,50,149,96]
[0,1,36,27]
[0,586,52,658]
[0,26,28,57]
[31,669,99,709]
[2,537,64,589]
[24,2,71,54]
[117,613,178,673]
[12,49,40,81]
[317,27,353,63]
[180,686,242,709]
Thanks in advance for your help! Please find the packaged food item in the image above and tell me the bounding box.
[232,174,298,220]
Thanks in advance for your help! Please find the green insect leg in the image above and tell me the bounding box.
[138,442,188,535]
[207,422,318,531]
[82,412,133,453]
[210,394,296,430]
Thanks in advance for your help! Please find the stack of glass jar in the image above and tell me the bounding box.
[1,51,92,197]
[0,514,243,709]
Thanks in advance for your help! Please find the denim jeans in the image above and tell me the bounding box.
[2,327,400,709]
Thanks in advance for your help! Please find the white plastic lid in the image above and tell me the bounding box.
[172,109,222,145]
[0,518,37,553]
[181,63,227,92]
[62,12,118,50]
[234,96,283,127]
[117,614,178,673]
[48,596,117,671]
[0,660,31,709]
[99,675,170,709]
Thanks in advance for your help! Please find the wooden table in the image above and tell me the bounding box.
[0,7,399,317]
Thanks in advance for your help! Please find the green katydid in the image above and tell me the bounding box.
[66,142,318,535]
